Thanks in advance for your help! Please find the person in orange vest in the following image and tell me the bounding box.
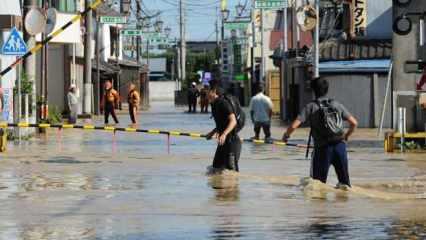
[103,80,120,125]
[127,83,140,125]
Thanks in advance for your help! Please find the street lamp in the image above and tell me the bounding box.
[154,18,164,33]
[221,8,230,21]
[236,3,244,17]
[221,8,230,41]
[164,26,171,37]
[142,22,150,32]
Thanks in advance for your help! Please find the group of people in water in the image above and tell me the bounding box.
[68,77,358,189]
[207,78,358,189]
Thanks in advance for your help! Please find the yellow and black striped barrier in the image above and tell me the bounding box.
[0,0,103,77]
[1,122,311,149]
[3,122,208,138]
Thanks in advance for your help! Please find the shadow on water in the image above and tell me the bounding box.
[39,156,102,164]
[5,218,426,240]
[296,218,426,239]
[208,173,240,202]
[387,219,426,239]
[300,218,354,239]
[207,173,245,240]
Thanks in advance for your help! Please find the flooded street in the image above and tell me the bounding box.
[0,102,426,239]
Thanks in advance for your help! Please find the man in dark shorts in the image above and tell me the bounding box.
[103,80,120,124]
[206,86,242,172]
[187,82,199,113]
[282,78,358,187]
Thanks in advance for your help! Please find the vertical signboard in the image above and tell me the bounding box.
[2,88,12,122]
[352,0,367,36]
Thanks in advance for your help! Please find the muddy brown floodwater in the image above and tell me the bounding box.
[0,102,425,239]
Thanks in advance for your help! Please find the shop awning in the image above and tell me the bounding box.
[92,60,120,75]
[319,59,392,73]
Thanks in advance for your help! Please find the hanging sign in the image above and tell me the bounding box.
[352,0,367,36]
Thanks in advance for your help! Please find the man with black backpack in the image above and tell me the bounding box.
[282,78,358,187]
[206,85,245,173]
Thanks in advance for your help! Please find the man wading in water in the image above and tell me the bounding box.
[206,85,244,173]
[282,78,358,188]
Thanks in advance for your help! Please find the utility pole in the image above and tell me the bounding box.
[215,6,219,64]
[83,0,93,115]
[95,9,100,115]
[40,0,48,121]
[147,39,150,106]
[136,1,141,101]
[260,9,265,83]
[281,7,288,121]
[313,0,320,78]
[136,35,140,66]
[23,0,37,125]
[250,1,256,97]
[179,0,186,89]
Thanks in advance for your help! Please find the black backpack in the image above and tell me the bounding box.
[306,99,344,158]
[315,99,345,140]
[223,94,246,133]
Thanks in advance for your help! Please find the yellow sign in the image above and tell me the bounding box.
[352,0,367,36]
[221,0,227,11]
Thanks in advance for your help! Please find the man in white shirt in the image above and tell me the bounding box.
[249,85,273,142]
[67,84,79,124]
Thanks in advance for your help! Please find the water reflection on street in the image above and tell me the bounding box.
[0,102,425,239]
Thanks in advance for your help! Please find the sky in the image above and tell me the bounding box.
[142,0,251,41]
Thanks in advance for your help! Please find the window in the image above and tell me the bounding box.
[110,26,120,57]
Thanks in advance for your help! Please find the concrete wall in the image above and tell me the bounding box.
[36,44,66,112]
[150,81,175,102]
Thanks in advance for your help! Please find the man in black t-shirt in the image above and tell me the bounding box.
[206,86,242,173]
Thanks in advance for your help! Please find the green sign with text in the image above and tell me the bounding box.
[224,21,250,30]
[100,16,127,24]
[121,29,142,36]
[255,0,288,9]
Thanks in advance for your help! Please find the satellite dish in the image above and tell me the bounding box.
[45,8,57,35]
[296,4,317,32]
[24,8,46,36]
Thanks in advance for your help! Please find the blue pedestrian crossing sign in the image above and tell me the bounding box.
[1,27,28,56]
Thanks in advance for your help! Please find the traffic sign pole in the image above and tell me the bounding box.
[17,58,21,141]
[1,27,28,140]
